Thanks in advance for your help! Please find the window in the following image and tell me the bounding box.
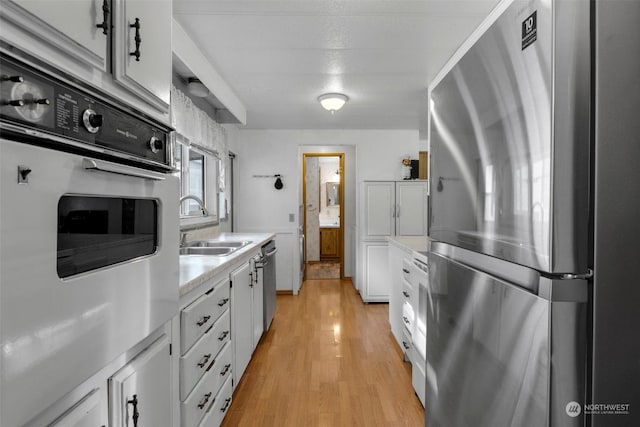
[175,141,218,222]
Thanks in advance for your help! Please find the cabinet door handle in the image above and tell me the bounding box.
[220,397,232,413]
[402,291,410,298]
[403,316,410,324]
[197,353,212,368]
[402,341,410,350]
[129,18,141,61]
[218,298,229,307]
[196,315,211,327]
[96,0,110,35]
[197,392,212,410]
[402,268,410,274]
[218,330,230,341]
[127,394,139,427]
[220,363,231,376]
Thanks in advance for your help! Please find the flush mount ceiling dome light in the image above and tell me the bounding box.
[187,77,209,97]
[318,93,348,114]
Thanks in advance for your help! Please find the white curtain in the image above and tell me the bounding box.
[171,85,228,191]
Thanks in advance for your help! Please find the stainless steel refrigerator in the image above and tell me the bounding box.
[426,0,640,426]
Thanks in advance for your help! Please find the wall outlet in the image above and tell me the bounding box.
[289,213,295,222]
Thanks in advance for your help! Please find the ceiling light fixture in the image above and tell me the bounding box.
[318,93,348,114]
[187,77,209,97]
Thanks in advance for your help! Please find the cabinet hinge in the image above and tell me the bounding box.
[169,343,172,355]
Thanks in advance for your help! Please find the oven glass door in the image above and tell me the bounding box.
[57,196,158,278]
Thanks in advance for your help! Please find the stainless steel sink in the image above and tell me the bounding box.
[179,240,253,256]
[187,240,252,248]
[179,247,236,256]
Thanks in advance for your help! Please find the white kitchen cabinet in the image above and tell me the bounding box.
[109,333,172,427]
[358,181,428,302]
[2,0,109,72]
[0,0,171,114]
[231,261,252,390]
[112,0,172,110]
[361,242,391,302]
[388,242,411,347]
[252,257,264,349]
[47,388,106,427]
[362,181,428,239]
[231,255,267,391]
[230,255,264,389]
[177,276,232,427]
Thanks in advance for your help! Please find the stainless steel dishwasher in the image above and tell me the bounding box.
[258,240,277,331]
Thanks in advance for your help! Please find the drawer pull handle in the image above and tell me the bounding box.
[220,398,232,413]
[196,315,211,327]
[220,363,231,376]
[218,298,230,307]
[197,392,212,410]
[197,353,212,368]
[403,316,410,324]
[402,341,410,350]
[403,268,410,274]
[402,291,410,298]
[218,330,230,341]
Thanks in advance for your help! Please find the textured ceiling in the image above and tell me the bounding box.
[173,0,500,132]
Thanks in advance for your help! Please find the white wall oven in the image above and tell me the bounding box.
[0,52,179,426]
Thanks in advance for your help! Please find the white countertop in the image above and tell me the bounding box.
[179,232,276,298]
[388,235,430,263]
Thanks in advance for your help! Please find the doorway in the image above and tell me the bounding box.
[303,153,345,280]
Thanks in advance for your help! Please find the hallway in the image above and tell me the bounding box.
[222,279,425,426]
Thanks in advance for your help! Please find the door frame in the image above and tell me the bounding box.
[302,152,345,279]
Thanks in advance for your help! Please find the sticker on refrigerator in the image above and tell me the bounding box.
[521,11,537,50]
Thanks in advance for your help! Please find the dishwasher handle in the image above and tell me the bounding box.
[264,247,278,257]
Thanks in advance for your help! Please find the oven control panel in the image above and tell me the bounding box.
[0,55,171,170]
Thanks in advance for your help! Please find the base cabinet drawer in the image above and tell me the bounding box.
[181,342,233,427]
[180,310,230,400]
[181,364,218,427]
[199,376,233,427]
[181,279,230,353]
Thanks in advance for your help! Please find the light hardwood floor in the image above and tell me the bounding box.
[222,278,425,426]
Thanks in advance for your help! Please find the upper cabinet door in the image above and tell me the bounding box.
[364,182,395,238]
[112,0,171,111]
[3,0,109,71]
[395,182,427,236]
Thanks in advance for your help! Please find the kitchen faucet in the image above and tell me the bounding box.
[179,195,209,216]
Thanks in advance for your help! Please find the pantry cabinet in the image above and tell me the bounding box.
[358,181,428,302]
[0,0,171,115]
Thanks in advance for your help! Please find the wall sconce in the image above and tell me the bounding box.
[318,93,348,114]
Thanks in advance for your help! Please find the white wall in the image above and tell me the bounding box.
[233,129,420,293]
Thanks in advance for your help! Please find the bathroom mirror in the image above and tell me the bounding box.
[326,182,340,206]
